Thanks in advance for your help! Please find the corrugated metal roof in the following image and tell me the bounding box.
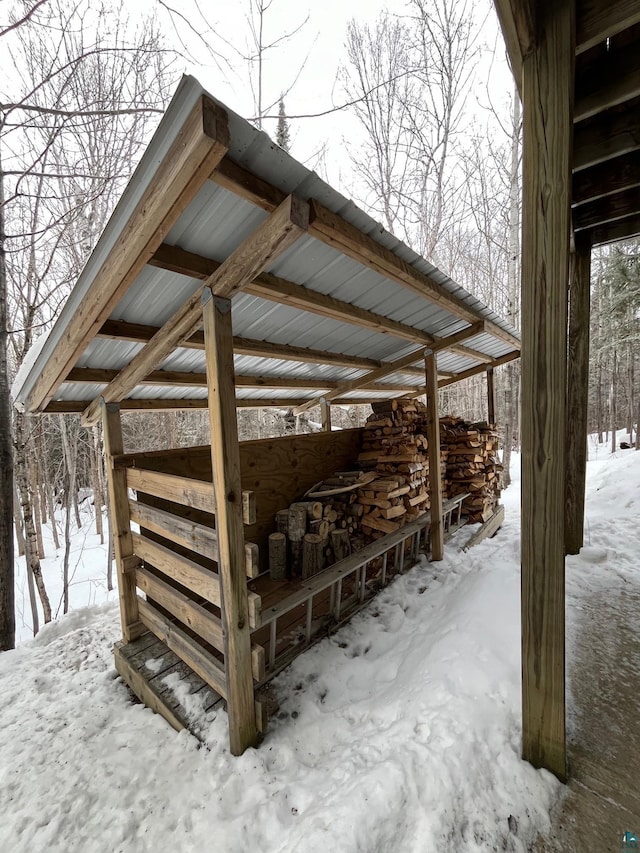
[15,75,519,414]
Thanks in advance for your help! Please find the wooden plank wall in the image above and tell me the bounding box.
[123,428,364,570]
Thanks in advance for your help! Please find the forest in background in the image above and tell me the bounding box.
[1,0,638,647]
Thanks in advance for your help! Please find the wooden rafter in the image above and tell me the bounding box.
[589,210,640,245]
[577,0,640,54]
[573,185,640,231]
[23,96,230,414]
[575,27,640,122]
[97,318,426,375]
[573,148,640,205]
[212,158,520,351]
[292,321,486,415]
[573,94,640,171]
[80,195,309,425]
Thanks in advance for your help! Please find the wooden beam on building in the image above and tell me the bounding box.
[203,293,257,755]
[320,399,331,432]
[25,96,230,414]
[565,234,592,555]
[293,321,486,415]
[573,94,640,171]
[572,148,640,205]
[211,159,520,351]
[80,195,309,425]
[589,210,640,245]
[577,1,640,54]
[573,185,640,231]
[520,0,574,782]
[490,0,536,94]
[425,353,443,561]
[436,350,521,389]
[486,367,496,425]
[574,30,640,121]
[101,401,143,643]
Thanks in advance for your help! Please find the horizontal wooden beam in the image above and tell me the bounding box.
[212,158,521,350]
[81,195,309,425]
[97,319,430,375]
[575,31,640,121]
[25,96,230,414]
[293,321,486,415]
[589,210,640,244]
[573,94,640,170]
[437,350,521,388]
[577,1,640,54]
[573,185,640,230]
[65,366,422,393]
[573,148,640,204]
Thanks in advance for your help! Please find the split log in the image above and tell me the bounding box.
[330,529,351,561]
[268,532,287,581]
[288,505,307,576]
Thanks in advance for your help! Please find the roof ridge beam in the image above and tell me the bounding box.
[80,194,309,425]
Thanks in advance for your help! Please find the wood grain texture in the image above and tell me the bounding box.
[101,402,142,642]
[425,354,444,561]
[572,148,640,205]
[204,294,258,755]
[575,27,640,121]
[589,210,640,245]
[573,94,640,171]
[520,0,574,781]
[28,97,229,413]
[565,237,591,555]
[81,194,309,425]
[577,0,640,53]
[573,185,640,231]
[486,367,496,425]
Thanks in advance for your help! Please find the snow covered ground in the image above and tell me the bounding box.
[2,441,639,852]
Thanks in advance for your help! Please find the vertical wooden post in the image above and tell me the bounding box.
[486,367,496,425]
[203,291,257,755]
[101,400,142,643]
[425,353,443,561]
[565,234,591,555]
[320,398,331,432]
[521,0,574,781]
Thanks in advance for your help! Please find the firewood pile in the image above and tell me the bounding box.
[440,416,502,523]
[268,472,374,581]
[356,399,434,539]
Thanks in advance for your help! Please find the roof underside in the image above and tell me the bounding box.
[494,1,640,247]
[13,77,520,417]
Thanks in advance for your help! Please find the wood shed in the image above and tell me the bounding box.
[12,76,520,755]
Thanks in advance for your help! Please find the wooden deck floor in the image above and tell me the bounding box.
[532,584,640,852]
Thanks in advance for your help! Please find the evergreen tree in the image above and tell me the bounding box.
[276,96,291,152]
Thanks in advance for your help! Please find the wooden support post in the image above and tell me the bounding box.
[320,398,331,432]
[520,0,574,781]
[203,292,257,755]
[101,401,142,643]
[425,353,444,561]
[486,367,496,425]
[565,234,592,555]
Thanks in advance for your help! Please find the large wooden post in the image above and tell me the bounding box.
[565,234,592,555]
[320,398,331,432]
[203,291,257,755]
[521,0,574,780]
[425,353,444,561]
[486,367,496,424]
[101,400,142,643]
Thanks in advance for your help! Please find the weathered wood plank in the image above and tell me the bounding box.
[425,353,444,561]
[573,185,640,231]
[128,467,216,515]
[486,367,496,425]
[577,0,640,54]
[137,598,227,698]
[132,532,221,609]
[520,0,573,781]
[204,293,257,755]
[114,640,185,733]
[136,567,224,650]
[80,194,309,425]
[462,505,505,551]
[575,28,640,121]
[27,97,229,413]
[102,402,143,642]
[589,210,640,245]
[565,235,592,555]
[572,148,640,205]
[573,94,640,171]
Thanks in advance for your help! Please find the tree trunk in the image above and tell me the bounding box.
[30,461,45,559]
[14,412,51,623]
[91,426,104,544]
[0,159,15,651]
[13,481,26,557]
[610,351,617,454]
[60,416,77,615]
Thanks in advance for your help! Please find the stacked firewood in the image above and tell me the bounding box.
[356,399,432,539]
[440,416,502,523]
[269,472,372,580]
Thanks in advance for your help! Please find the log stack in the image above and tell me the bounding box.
[356,399,432,539]
[440,416,502,523]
